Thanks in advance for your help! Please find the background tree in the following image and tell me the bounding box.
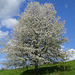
[1,1,68,74]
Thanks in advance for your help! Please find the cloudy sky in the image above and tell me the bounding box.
[0,0,75,68]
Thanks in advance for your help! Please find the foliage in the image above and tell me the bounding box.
[1,2,68,68]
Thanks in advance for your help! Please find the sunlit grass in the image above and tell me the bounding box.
[0,60,75,75]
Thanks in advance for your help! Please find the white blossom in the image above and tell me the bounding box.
[1,2,68,68]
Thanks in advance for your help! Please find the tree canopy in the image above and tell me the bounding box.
[1,2,68,69]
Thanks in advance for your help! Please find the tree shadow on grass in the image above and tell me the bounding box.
[20,65,71,75]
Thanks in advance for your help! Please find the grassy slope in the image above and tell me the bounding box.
[0,60,75,75]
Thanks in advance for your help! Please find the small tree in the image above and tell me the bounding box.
[1,2,68,75]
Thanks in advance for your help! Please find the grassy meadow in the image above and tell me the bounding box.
[0,60,75,75]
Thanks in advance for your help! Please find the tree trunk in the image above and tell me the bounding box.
[34,62,38,75]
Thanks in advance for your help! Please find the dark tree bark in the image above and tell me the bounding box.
[34,62,38,75]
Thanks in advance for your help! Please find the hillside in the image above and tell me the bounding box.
[0,60,75,75]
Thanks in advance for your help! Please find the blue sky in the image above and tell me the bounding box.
[0,0,75,68]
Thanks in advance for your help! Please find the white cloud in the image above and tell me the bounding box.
[60,46,75,61]
[67,49,75,61]
[0,30,9,39]
[0,0,25,19]
[0,0,24,28]
[1,18,18,28]
[0,0,35,28]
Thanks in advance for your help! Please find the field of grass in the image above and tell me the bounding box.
[0,60,75,75]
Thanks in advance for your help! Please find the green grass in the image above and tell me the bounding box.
[0,60,75,75]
